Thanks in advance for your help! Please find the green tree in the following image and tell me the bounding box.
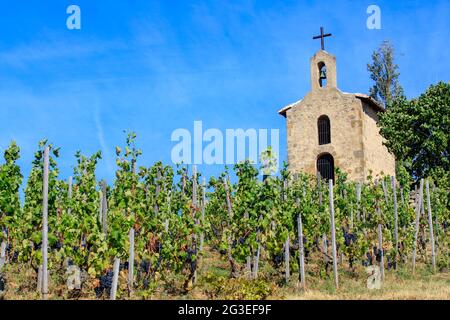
[367,41,404,107]
[379,81,450,181]
[0,142,23,244]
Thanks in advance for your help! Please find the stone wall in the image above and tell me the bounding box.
[286,87,366,181]
[361,102,396,179]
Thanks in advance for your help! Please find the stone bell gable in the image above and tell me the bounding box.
[278,49,395,182]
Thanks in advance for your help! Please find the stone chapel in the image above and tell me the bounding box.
[278,36,395,182]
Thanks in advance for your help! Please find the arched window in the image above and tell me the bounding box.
[318,62,327,87]
[317,153,335,183]
[318,115,331,145]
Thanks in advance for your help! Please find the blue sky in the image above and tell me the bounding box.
[0,0,449,185]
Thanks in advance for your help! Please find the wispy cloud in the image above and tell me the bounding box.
[0,36,126,69]
[93,102,114,175]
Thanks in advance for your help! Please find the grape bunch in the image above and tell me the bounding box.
[387,256,397,270]
[0,273,6,293]
[186,247,197,273]
[140,260,150,273]
[52,240,63,251]
[341,227,356,247]
[136,260,151,289]
[362,252,373,267]
[232,237,246,248]
[95,270,114,298]
[11,251,19,263]
[143,278,149,289]
[272,253,283,267]
[4,244,19,263]
[373,246,382,263]
[119,261,129,271]
[344,233,356,247]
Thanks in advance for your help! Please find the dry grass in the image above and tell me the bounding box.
[281,271,450,300]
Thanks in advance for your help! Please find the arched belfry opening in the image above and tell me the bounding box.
[317,153,335,183]
[318,62,327,88]
[310,50,337,90]
[318,115,331,145]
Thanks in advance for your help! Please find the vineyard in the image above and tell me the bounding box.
[0,133,448,300]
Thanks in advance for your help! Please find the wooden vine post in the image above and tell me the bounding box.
[98,189,103,224]
[432,184,439,255]
[356,183,362,222]
[253,224,261,280]
[110,257,120,300]
[0,241,6,271]
[375,181,385,280]
[223,177,233,220]
[0,224,7,271]
[328,179,339,289]
[67,176,73,215]
[425,180,436,273]
[391,177,399,265]
[381,179,389,206]
[223,177,237,278]
[154,168,161,215]
[192,166,197,213]
[283,179,290,284]
[317,172,322,205]
[192,165,198,285]
[41,146,50,300]
[101,181,108,235]
[128,228,135,295]
[197,176,206,280]
[200,177,206,252]
[296,199,306,291]
[412,179,423,273]
[165,190,171,233]
[420,184,427,261]
[244,211,252,278]
[319,174,328,261]
[284,235,290,283]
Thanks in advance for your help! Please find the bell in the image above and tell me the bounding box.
[320,69,327,79]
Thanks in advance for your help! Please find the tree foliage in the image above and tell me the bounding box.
[367,41,404,107]
[379,81,450,182]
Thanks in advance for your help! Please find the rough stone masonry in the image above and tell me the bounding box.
[278,49,395,182]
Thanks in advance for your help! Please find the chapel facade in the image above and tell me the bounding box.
[278,49,396,182]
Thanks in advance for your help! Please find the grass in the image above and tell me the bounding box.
[281,269,449,300]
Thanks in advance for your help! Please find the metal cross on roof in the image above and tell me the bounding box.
[313,27,332,51]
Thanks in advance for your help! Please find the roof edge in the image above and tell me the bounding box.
[277,92,385,118]
[278,99,302,117]
[354,93,386,113]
